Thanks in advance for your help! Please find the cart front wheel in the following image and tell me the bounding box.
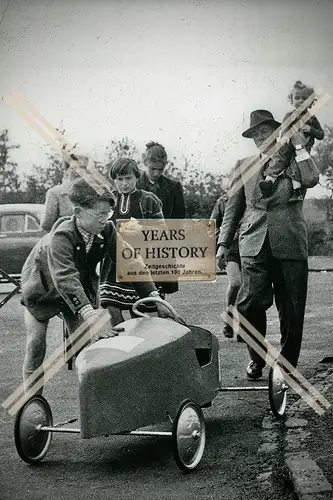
[14,395,53,463]
[269,363,288,419]
[172,399,206,472]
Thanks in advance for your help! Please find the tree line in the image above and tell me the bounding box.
[0,130,226,218]
[1,125,333,219]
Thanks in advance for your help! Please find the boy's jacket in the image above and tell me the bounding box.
[21,216,155,321]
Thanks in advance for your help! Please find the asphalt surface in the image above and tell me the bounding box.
[1,270,332,500]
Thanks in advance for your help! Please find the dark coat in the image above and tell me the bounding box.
[136,173,185,294]
[21,216,156,321]
[137,172,185,219]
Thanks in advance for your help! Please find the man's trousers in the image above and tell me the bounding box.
[236,235,308,369]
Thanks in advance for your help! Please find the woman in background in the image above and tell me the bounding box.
[211,193,243,341]
[40,144,85,232]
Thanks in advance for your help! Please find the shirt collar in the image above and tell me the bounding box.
[77,224,103,243]
[144,171,159,186]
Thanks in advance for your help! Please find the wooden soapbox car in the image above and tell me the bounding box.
[14,297,288,472]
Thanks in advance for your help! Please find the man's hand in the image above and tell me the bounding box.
[277,129,290,146]
[216,245,227,271]
[301,124,311,134]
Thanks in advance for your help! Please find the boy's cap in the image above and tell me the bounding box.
[68,178,115,207]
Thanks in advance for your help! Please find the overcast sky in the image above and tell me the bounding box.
[1,0,333,192]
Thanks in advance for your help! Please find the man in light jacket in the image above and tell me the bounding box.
[217,110,319,380]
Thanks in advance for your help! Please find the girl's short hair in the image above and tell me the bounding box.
[108,157,140,180]
[144,141,167,166]
[68,178,115,209]
[288,80,315,104]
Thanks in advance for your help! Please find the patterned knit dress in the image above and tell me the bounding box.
[99,189,163,310]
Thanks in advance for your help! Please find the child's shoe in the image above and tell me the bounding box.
[288,188,304,203]
[259,179,273,197]
[223,324,234,338]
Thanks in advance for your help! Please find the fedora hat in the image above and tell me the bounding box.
[242,110,280,138]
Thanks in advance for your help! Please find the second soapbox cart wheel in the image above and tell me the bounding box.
[268,363,288,419]
[14,395,53,464]
[172,399,206,472]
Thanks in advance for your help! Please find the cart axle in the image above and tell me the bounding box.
[121,430,172,437]
[36,425,173,437]
[37,425,80,434]
[220,386,269,391]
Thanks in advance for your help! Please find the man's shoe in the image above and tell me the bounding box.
[259,179,273,198]
[288,188,304,203]
[246,361,263,380]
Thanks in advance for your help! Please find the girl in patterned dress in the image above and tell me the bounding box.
[99,157,165,325]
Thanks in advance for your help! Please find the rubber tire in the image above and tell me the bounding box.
[14,395,53,464]
[172,399,206,472]
[268,365,287,420]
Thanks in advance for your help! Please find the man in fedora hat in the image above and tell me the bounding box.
[216,109,319,380]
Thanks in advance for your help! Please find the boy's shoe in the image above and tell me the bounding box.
[223,324,234,338]
[259,179,274,198]
[288,188,304,203]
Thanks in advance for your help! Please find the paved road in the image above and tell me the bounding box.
[1,272,331,500]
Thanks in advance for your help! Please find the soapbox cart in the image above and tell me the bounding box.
[14,297,288,472]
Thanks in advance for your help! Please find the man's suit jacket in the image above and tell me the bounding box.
[217,154,318,260]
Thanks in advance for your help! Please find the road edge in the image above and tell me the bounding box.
[283,365,333,499]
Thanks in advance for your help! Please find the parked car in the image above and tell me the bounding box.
[0,204,45,275]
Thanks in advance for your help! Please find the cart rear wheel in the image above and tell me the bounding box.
[172,399,206,472]
[269,363,288,419]
[14,395,53,463]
